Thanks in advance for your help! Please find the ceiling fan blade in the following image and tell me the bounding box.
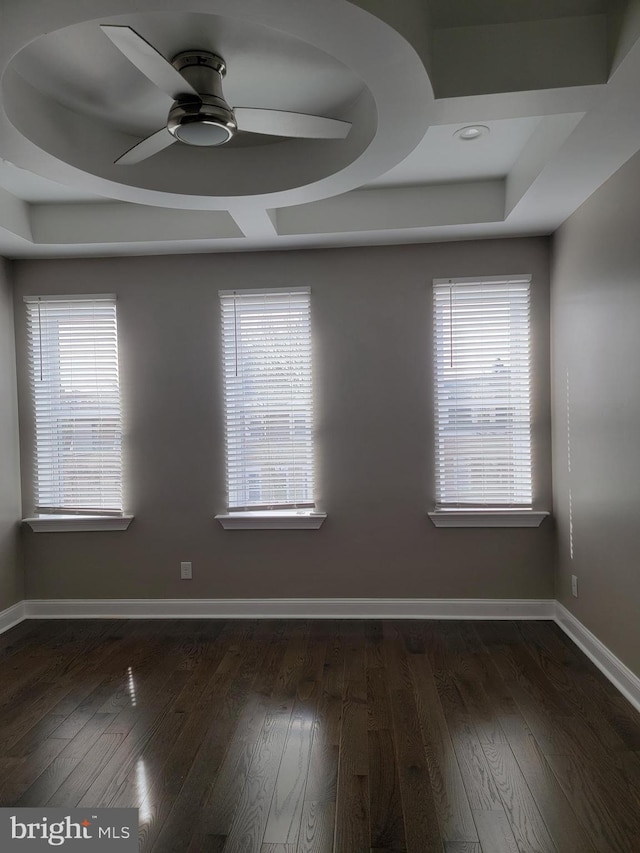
[115,128,177,165]
[234,108,351,139]
[100,25,199,100]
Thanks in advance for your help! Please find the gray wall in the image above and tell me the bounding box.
[0,258,23,609]
[552,148,640,675]
[12,238,553,601]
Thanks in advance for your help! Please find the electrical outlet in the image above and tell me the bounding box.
[180,561,192,580]
[571,574,578,597]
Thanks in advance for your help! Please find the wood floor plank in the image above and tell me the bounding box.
[548,622,640,749]
[44,626,186,748]
[0,622,82,692]
[304,635,343,804]
[451,625,517,746]
[186,836,226,853]
[481,742,558,853]
[368,729,406,851]
[366,665,391,731]
[49,677,130,741]
[429,636,521,853]
[67,623,253,829]
[202,690,272,831]
[102,707,187,809]
[149,626,273,853]
[616,749,640,806]
[213,625,309,853]
[297,635,344,853]
[0,622,120,715]
[262,698,318,845]
[381,623,413,693]
[220,700,294,852]
[296,630,327,703]
[333,771,368,853]
[498,632,638,788]
[15,713,117,806]
[515,622,631,756]
[273,622,312,698]
[0,619,53,661]
[0,738,69,803]
[545,751,640,853]
[395,620,427,655]
[45,730,128,807]
[296,800,335,853]
[471,810,519,853]
[77,670,192,807]
[498,714,597,853]
[365,624,406,852]
[364,621,385,670]
[198,634,290,839]
[7,714,72,759]
[521,622,640,753]
[3,618,640,853]
[0,625,111,723]
[432,663,503,813]
[390,687,443,853]
[407,653,478,845]
[334,623,369,853]
[504,688,575,757]
[263,635,325,848]
[0,680,81,754]
[473,623,572,717]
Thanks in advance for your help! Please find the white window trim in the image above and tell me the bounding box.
[216,510,327,530]
[23,515,134,533]
[428,510,549,528]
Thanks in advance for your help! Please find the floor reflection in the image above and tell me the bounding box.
[136,758,152,822]
[127,666,137,707]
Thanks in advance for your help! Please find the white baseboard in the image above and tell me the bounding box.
[0,600,26,635]
[23,597,556,620]
[554,602,640,714]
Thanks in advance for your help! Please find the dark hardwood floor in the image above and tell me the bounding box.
[1,617,640,852]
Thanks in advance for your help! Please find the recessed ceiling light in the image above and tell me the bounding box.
[454,125,490,141]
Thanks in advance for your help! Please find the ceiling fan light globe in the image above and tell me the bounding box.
[167,97,237,147]
[172,119,233,146]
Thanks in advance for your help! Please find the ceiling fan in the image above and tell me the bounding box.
[100,26,352,165]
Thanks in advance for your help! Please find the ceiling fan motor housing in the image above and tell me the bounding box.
[167,51,237,146]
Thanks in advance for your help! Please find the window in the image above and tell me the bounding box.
[25,295,124,520]
[218,287,323,528]
[433,276,534,513]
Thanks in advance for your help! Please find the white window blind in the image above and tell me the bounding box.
[220,287,314,511]
[25,295,123,515]
[433,276,532,508]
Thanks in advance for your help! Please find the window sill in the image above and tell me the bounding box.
[215,510,327,530]
[428,510,549,528]
[23,515,134,533]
